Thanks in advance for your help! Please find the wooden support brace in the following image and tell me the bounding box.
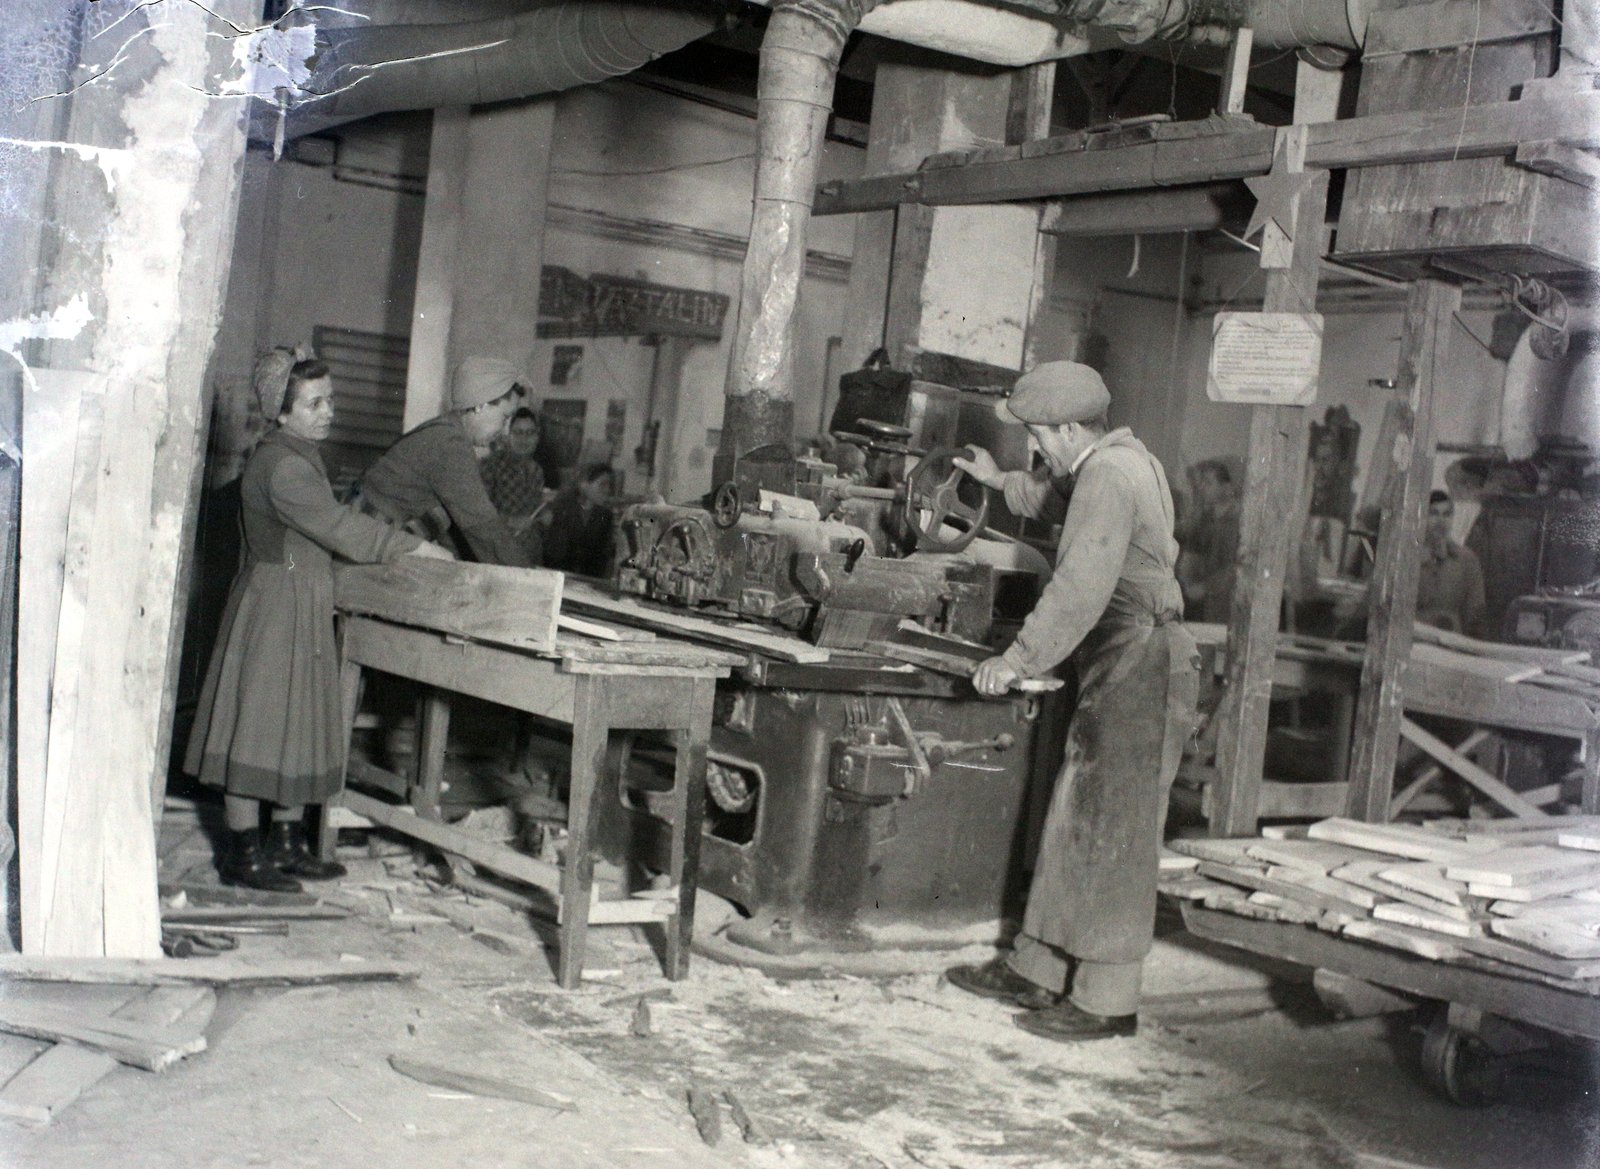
[1388,728,1492,817]
[1218,27,1254,115]
[1398,718,1546,819]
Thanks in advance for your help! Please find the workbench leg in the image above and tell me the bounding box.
[413,688,451,822]
[558,677,608,989]
[321,659,366,863]
[665,677,715,980]
[1584,730,1600,815]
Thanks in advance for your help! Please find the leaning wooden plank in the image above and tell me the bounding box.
[0,956,418,986]
[341,789,562,898]
[1410,623,1590,667]
[1446,846,1600,888]
[387,1055,574,1112]
[334,560,563,655]
[560,580,828,663]
[0,1003,205,1072]
[1309,817,1498,862]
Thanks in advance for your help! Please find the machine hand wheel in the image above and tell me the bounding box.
[711,481,742,529]
[902,446,990,554]
[1419,1010,1503,1107]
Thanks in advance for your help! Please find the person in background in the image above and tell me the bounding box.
[1417,490,1487,636]
[542,463,617,578]
[185,360,454,892]
[355,356,530,567]
[480,406,547,566]
[1334,490,1487,639]
[1175,458,1241,624]
[943,362,1198,1043]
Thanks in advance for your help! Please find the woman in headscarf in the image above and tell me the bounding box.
[185,359,455,892]
[354,356,531,566]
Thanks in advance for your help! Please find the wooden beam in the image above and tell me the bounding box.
[1041,184,1235,236]
[1207,61,1342,838]
[1345,279,1462,821]
[813,92,1600,214]
[341,788,563,897]
[404,106,469,430]
[1398,718,1546,819]
[1389,728,1492,817]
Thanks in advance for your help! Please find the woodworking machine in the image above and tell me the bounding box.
[600,375,1063,957]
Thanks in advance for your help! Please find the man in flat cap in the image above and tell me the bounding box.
[355,356,531,567]
[947,361,1198,1042]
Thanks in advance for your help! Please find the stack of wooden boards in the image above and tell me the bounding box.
[0,956,417,1126]
[1163,815,1600,990]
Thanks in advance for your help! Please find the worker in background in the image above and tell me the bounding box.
[1334,490,1487,638]
[480,406,548,566]
[945,361,1199,1043]
[542,463,617,578]
[354,356,530,567]
[1416,490,1488,637]
[186,360,454,892]
[1175,457,1241,623]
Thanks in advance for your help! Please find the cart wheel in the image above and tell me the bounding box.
[1420,1012,1502,1107]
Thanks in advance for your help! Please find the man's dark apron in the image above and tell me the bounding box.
[1020,445,1200,967]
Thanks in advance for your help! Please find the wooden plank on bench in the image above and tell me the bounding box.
[335,560,563,654]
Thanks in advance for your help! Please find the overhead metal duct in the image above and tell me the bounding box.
[716,0,876,480]
[285,1,721,136]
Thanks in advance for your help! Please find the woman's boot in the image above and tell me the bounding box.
[221,828,303,893]
[266,819,347,880]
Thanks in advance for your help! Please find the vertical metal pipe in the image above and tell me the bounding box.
[717,0,873,477]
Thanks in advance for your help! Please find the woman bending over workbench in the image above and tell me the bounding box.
[185,359,455,892]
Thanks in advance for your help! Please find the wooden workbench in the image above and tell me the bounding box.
[1186,626,1600,828]
[327,606,739,988]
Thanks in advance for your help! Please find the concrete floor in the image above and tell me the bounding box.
[0,814,1594,1169]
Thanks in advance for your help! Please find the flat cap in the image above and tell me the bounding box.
[995,361,1110,426]
[452,356,522,412]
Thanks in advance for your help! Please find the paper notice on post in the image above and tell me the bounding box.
[1207,312,1323,405]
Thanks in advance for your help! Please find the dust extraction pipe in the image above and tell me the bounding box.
[288,1,720,136]
[716,0,875,477]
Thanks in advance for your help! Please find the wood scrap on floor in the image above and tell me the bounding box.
[386,1055,574,1112]
[1163,815,1600,988]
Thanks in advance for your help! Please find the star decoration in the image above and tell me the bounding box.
[1244,159,1311,243]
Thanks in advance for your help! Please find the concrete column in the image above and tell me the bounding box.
[447,96,557,380]
[405,106,470,429]
[842,59,1051,383]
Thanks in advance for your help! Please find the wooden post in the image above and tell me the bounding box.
[1218,27,1254,115]
[1344,279,1460,821]
[23,4,253,956]
[404,106,469,430]
[1208,60,1343,838]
